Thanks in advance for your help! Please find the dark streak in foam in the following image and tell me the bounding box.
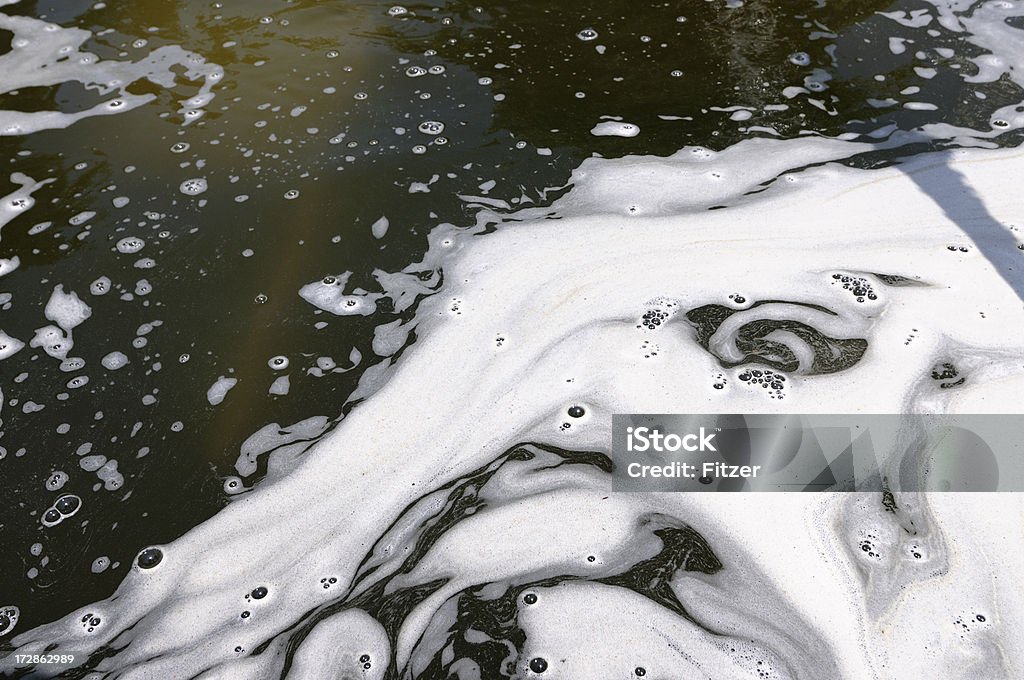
[686,302,868,375]
[278,443,614,678]
[410,522,721,679]
[871,273,930,287]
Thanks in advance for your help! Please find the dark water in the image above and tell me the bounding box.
[0,0,1021,635]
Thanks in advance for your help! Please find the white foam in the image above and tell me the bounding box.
[0,1,222,136]
[0,330,24,360]
[44,285,91,332]
[30,324,71,359]
[101,351,128,370]
[0,173,53,239]
[590,121,640,137]
[7,137,1024,679]
[298,272,383,316]
[206,377,238,406]
[371,215,389,239]
[0,256,19,277]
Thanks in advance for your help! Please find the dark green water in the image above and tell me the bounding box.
[0,0,1021,634]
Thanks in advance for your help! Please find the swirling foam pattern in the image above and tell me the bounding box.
[3,135,1023,679]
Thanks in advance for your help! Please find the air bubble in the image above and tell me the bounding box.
[55,494,81,515]
[137,547,163,569]
[576,28,598,41]
[268,355,289,369]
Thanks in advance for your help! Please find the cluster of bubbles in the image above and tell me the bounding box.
[45,471,69,491]
[640,338,659,359]
[857,529,884,562]
[418,120,445,135]
[831,273,878,303]
[178,178,208,196]
[736,368,787,399]
[79,612,102,633]
[930,361,965,389]
[952,613,989,640]
[40,494,81,528]
[405,65,446,78]
[637,308,669,330]
[115,237,145,254]
[0,606,19,637]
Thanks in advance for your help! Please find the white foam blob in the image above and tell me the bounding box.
[90,276,112,295]
[0,330,24,360]
[590,121,640,137]
[100,351,128,370]
[206,376,238,406]
[235,416,330,478]
[30,324,72,359]
[179,178,208,196]
[44,285,91,332]
[0,256,20,277]
[268,375,290,396]
[298,272,383,316]
[0,172,53,239]
[116,237,145,254]
[371,215,389,239]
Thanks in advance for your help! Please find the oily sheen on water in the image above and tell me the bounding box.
[4,136,1024,680]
